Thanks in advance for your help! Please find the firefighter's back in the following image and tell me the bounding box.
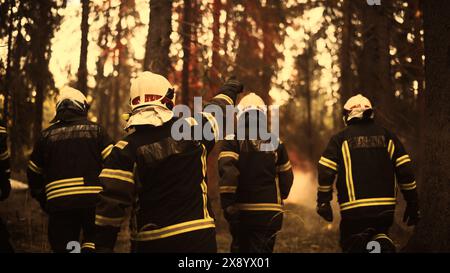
[236,139,279,205]
[334,120,399,218]
[40,120,107,211]
[128,121,214,230]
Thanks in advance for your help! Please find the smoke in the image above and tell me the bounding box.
[285,168,317,209]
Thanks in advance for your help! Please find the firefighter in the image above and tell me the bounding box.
[27,86,113,253]
[316,94,420,253]
[0,104,13,253]
[94,71,243,253]
[218,93,293,253]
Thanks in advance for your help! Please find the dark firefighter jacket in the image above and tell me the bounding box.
[0,121,11,201]
[218,114,294,228]
[27,109,113,212]
[94,88,239,250]
[317,119,418,219]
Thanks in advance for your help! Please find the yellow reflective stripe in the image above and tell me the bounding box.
[340,197,396,211]
[95,215,124,227]
[45,177,84,191]
[372,233,394,244]
[100,169,134,183]
[341,201,396,211]
[218,151,239,161]
[200,144,211,219]
[277,161,292,172]
[395,155,411,167]
[201,112,219,141]
[46,182,85,193]
[115,140,128,150]
[213,94,233,105]
[319,156,338,171]
[236,203,283,212]
[318,185,333,192]
[275,175,282,204]
[101,144,114,159]
[342,141,356,201]
[47,186,103,200]
[0,127,6,133]
[219,186,237,193]
[0,150,9,160]
[81,242,95,249]
[399,181,417,191]
[133,218,215,241]
[28,160,43,174]
[387,140,395,159]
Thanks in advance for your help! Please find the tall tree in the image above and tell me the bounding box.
[209,0,222,92]
[31,1,50,139]
[339,0,353,102]
[181,0,192,106]
[358,1,394,126]
[405,0,450,252]
[144,0,173,77]
[0,0,62,170]
[260,0,284,104]
[2,0,14,121]
[296,47,314,159]
[77,0,90,95]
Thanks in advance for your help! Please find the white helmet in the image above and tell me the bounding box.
[56,86,88,111]
[126,71,175,128]
[237,92,267,119]
[343,94,373,123]
[129,71,175,111]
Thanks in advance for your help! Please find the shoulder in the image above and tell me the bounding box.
[84,120,104,131]
[41,122,60,137]
[329,129,345,144]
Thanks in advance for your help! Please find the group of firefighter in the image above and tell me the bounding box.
[0,71,420,253]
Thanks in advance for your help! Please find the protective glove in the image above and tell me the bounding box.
[219,77,244,95]
[317,202,333,222]
[0,180,11,201]
[403,201,420,226]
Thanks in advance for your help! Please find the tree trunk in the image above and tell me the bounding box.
[77,0,90,95]
[144,0,172,77]
[304,47,313,160]
[260,6,272,105]
[209,0,221,92]
[359,2,394,126]
[339,0,352,102]
[405,0,450,252]
[181,0,191,106]
[112,2,124,140]
[4,0,15,121]
[33,0,50,141]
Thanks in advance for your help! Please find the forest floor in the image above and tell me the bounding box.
[0,168,414,253]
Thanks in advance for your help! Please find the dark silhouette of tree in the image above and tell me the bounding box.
[144,0,173,77]
[405,0,450,252]
[358,1,394,127]
[339,0,354,103]
[181,0,192,106]
[209,0,222,92]
[77,0,90,95]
